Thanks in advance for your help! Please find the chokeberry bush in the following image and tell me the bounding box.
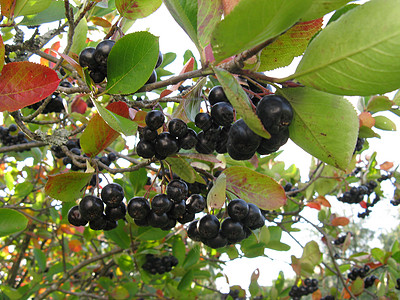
[1,0,400,299]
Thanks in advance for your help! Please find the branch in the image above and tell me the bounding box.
[0,141,47,154]
[57,289,107,300]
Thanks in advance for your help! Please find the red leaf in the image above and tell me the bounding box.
[360,201,367,209]
[222,0,241,15]
[316,195,331,207]
[41,42,60,67]
[306,202,321,210]
[68,240,82,252]
[71,97,87,114]
[80,101,130,157]
[0,0,14,18]
[0,62,60,112]
[380,161,394,171]
[0,35,4,72]
[132,110,147,127]
[331,217,350,227]
[359,111,375,128]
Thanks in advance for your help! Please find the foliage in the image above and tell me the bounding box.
[0,0,399,299]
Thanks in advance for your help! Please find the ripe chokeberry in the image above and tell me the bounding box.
[79,195,104,222]
[208,85,229,105]
[197,214,220,239]
[68,205,88,226]
[101,183,124,208]
[166,179,188,202]
[145,110,165,130]
[127,197,151,220]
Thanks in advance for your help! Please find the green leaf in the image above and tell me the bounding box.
[214,67,270,139]
[0,35,4,73]
[116,254,134,271]
[374,115,396,131]
[366,96,394,113]
[211,0,313,62]
[293,0,400,96]
[33,248,47,272]
[128,168,148,195]
[326,3,359,25]
[116,0,162,20]
[183,245,200,269]
[172,236,186,266]
[351,277,365,295]
[279,87,359,170]
[70,17,87,56]
[45,172,93,202]
[92,100,138,136]
[19,1,69,26]
[14,0,51,17]
[14,181,34,198]
[359,126,380,138]
[207,173,226,209]
[301,0,352,21]
[0,209,28,237]
[106,31,159,94]
[166,156,196,183]
[197,0,222,47]
[104,221,131,249]
[178,269,195,291]
[136,227,169,241]
[223,166,287,210]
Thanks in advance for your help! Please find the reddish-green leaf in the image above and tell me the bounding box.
[331,216,350,226]
[116,0,162,20]
[45,171,93,202]
[366,96,394,113]
[259,18,323,71]
[207,173,226,209]
[80,101,130,157]
[223,166,286,210]
[0,35,4,72]
[0,0,14,18]
[0,62,60,112]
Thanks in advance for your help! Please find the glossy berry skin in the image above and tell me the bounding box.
[89,214,107,230]
[147,211,169,228]
[146,70,157,84]
[256,94,293,135]
[226,119,261,160]
[101,183,124,208]
[187,220,202,241]
[220,217,245,241]
[186,194,206,213]
[197,214,220,239]
[257,127,289,155]
[105,202,127,221]
[166,179,188,202]
[104,219,118,231]
[208,85,229,105]
[211,102,234,127]
[141,126,158,141]
[127,197,150,220]
[79,47,97,69]
[168,118,188,138]
[155,51,163,69]
[89,70,106,83]
[228,199,249,221]
[195,131,216,154]
[79,195,104,222]
[68,205,88,226]
[195,113,213,131]
[94,40,115,67]
[145,110,165,130]
[168,200,186,219]
[154,132,179,158]
[242,203,264,229]
[177,211,195,224]
[151,194,173,215]
[203,232,228,249]
[179,129,198,150]
[136,140,155,158]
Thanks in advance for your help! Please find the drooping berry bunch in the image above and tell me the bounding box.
[288,278,319,299]
[347,265,370,281]
[27,81,71,113]
[79,40,115,83]
[186,199,265,249]
[364,275,378,288]
[337,180,378,204]
[358,193,381,218]
[0,124,30,151]
[141,254,178,275]
[333,232,352,246]
[67,183,126,231]
[127,179,206,231]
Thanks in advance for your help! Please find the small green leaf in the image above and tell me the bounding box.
[92,100,138,136]
[374,116,396,131]
[116,254,134,271]
[45,172,93,202]
[223,166,287,210]
[136,227,169,241]
[14,0,51,17]
[70,17,87,55]
[33,248,47,272]
[359,126,380,138]
[293,0,400,96]
[166,156,196,183]
[104,221,131,249]
[207,173,226,209]
[280,87,359,170]
[20,1,70,26]
[183,245,200,269]
[172,236,186,266]
[214,67,270,139]
[106,31,159,94]
[116,0,162,20]
[0,209,28,237]
[351,277,365,295]
[211,0,312,62]
[178,269,195,291]
[128,168,148,195]
[14,181,34,198]
[301,0,352,21]
[366,96,394,113]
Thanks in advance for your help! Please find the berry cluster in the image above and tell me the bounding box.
[320,296,335,300]
[390,198,400,206]
[358,193,381,218]
[0,124,29,151]
[333,232,352,246]
[67,183,126,231]
[364,275,378,289]
[337,181,378,204]
[27,81,71,113]
[79,40,115,83]
[354,137,365,153]
[347,265,370,281]
[186,199,265,249]
[141,254,178,275]
[289,278,319,299]
[221,289,245,300]
[127,179,206,230]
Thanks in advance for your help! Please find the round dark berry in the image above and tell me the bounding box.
[89,70,106,83]
[227,199,249,221]
[186,194,206,214]
[166,179,188,202]
[211,102,234,127]
[94,40,115,67]
[220,217,245,241]
[127,197,151,220]
[195,113,213,131]
[208,85,229,105]
[68,205,88,226]
[257,127,289,155]
[141,126,158,142]
[154,132,179,158]
[89,214,107,230]
[79,47,97,69]
[179,128,198,150]
[79,195,104,222]
[145,110,165,130]
[161,217,177,231]
[177,211,195,224]
[104,219,118,231]
[136,140,155,158]
[195,131,216,154]
[147,211,169,228]
[105,202,127,221]
[146,69,157,84]
[203,231,228,249]
[187,220,202,241]
[168,118,188,138]
[107,152,117,162]
[168,200,186,219]
[101,183,124,208]
[8,124,17,132]
[151,194,173,215]
[242,203,264,229]
[226,119,261,160]
[197,214,220,239]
